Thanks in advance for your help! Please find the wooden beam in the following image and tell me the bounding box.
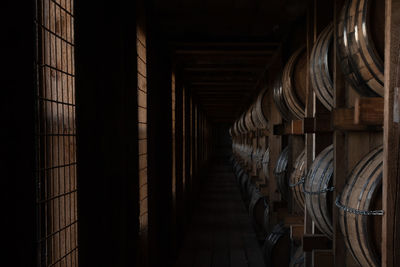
[383,0,400,266]
[333,1,348,266]
[354,97,384,125]
[333,108,382,131]
[303,115,333,133]
[290,225,305,243]
[273,120,304,135]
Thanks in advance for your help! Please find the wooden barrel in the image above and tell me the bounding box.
[337,0,384,96]
[237,115,243,134]
[263,223,290,267]
[238,114,247,134]
[249,188,269,234]
[238,171,249,191]
[245,145,253,169]
[239,144,246,164]
[273,73,293,121]
[337,146,383,267]
[232,121,239,136]
[289,149,306,211]
[245,105,257,132]
[252,147,264,172]
[254,87,269,129]
[246,183,257,202]
[274,146,289,200]
[310,23,334,111]
[282,47,307,119]
[290,246,304,267]
[233,158,239,169]
[234,162,243,178]
[304,144,334,239]
[262,147,270,180]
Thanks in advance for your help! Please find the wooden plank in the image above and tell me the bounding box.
[302,234,332,252]
[354,97,384,125]
[283,215,304,226]
[333,1,348,266]
[290,225,304,243]
[273,120,304,135]
[268,73,283,203]
[304,4,316,267]
[383,0,400,266]
[333,108,382,131]
[291,120,304,135]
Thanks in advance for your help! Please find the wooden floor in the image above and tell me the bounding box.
[176,155,265,267]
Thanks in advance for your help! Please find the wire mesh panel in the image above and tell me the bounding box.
[35,0,78,266]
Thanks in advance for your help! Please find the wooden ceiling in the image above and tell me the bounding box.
[153,0,309,122]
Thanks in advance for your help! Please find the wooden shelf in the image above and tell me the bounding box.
[290,224,304,243]
[354,97,383,125]
[333,107,382,131]
[273,120,304,135]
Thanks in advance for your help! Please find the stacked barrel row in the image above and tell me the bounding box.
[230,0,385,266]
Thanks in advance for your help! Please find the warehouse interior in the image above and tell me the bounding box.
[4,0,400,266]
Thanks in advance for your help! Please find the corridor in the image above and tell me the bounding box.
[176,154,265,267]
[6,0,400,267]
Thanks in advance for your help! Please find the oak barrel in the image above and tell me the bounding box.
[289,149,306,211]
[274,146,289,200]
[262,147,270,180]
[249,188,269,234]
[232,121,239,136]
[337,0,384,96]
[273,73,293,121]
[238,171,249,193]
[337,146,383,267]
[254,87,269,129]
[238,114,248,134]
[290,246,304,267]
[263,223,290,267]
[304,144,334,239]
[252,147,264,172]
[245,105,257,132]
[282,47,307,119]
[310,23,334,111]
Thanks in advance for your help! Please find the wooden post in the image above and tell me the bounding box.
[304,3,315,266]
[383,0,400,266]
[332,1,347,266]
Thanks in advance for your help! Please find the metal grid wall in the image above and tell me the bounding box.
[35,0,78,266]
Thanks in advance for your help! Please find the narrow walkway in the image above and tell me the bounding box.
[176,156,265,267]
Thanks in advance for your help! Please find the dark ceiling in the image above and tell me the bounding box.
[153,0,309,122]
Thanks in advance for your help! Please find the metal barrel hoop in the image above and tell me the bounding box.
[335,194,384,216]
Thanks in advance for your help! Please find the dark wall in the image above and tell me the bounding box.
[214,123,232,151]
[75,1,139,266]
[3,1,37,266]
[146,4,174,266]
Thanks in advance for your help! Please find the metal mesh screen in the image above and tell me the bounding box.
[34,0,78,266]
